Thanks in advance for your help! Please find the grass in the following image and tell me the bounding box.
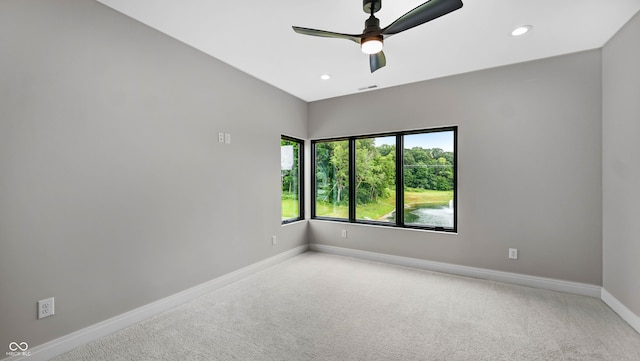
[315,201,349,219]
[308,189,453,220]
[356,196,396,221]
[404,188,453,206]
[281,198,299,220]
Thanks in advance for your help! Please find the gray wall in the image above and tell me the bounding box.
[309,50,603,286]
[0,0,307,350]
[603,11,640,316]
[2,0,636,354]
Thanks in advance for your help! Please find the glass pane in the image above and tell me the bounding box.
[314,140,349,219]
[281,138,300,221]
[403,131,455,228]
[355,136,396,223]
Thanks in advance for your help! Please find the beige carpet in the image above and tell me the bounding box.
[53,252,640,360]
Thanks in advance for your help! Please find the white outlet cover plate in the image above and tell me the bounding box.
[38,297,55,319]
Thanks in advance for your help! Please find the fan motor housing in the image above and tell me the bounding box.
[363,0,382,14]
[363,15,381,36]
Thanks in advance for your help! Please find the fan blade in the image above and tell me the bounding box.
[381,0,463,36]
[370,51,386,73]
[292,26,361,44]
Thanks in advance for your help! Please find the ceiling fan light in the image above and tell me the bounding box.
[361,37,383,54]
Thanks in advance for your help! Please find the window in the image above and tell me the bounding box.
[281,136,304,223]
[355,136,396,223]
[402,131,455,229]
[313,139,349,220]
[312,127,456,232]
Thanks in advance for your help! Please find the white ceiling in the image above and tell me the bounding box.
[97,0,640,102]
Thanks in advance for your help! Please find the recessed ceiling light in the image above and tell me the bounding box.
[320,74,331,80]
[512,25,532,37]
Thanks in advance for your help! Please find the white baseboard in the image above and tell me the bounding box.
[9,244,637,361]
[602,288,640,334]
[309,244,602,298]
[6,245,308,361]
[310,244,640,334]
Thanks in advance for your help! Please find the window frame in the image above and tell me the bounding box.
[311,127,457,232]
[281,135,305,224]
[311,137,350,221]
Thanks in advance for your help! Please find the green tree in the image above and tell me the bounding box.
[330,141,349,203]
[356,139,395,203]
[403,147,454,191]
[315,140,453,208]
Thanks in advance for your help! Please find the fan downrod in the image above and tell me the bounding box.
[363,0,381,14]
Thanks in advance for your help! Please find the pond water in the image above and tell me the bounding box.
[387,201,453,228]
[404,204,453,228]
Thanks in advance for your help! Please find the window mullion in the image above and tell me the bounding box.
[299,140,305,220]
[348,138,356,222]
[396,134,404,226]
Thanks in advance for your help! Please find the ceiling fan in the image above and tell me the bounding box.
[293,0,463,73]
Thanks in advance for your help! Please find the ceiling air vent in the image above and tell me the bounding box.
[358,85,378,91]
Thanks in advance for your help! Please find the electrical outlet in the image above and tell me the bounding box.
[509,248,518,260]
[38,297,55,319]
[341,229,348,238]
[218,132,225,143]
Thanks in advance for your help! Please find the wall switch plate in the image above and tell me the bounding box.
[341,230,348,238]
[38,297,55,319]
[218,132,225,143]
[271,236,277,245]
[509,248,518,260]
[225,133,231,144]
